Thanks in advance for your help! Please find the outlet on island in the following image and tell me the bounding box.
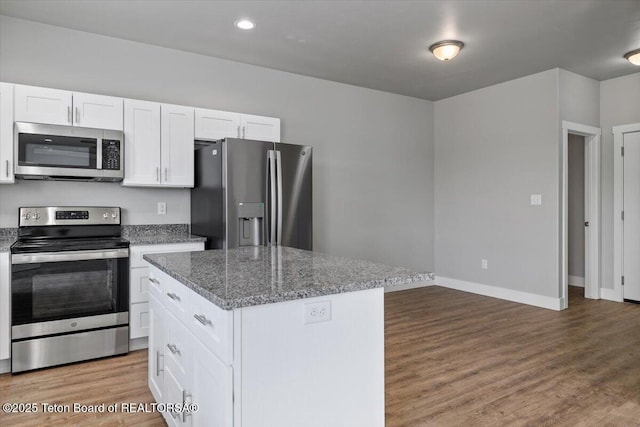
[157,202,167,215]
[304,301,331,324]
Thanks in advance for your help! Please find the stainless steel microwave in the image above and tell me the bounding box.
[14,122,124,181]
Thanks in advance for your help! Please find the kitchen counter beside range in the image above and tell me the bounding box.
[143,246,431,310]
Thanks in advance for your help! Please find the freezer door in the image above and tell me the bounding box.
[225,138,274,249]
[275,143,312,250]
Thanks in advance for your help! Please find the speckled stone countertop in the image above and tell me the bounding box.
[144,246,431,310]
[0,228,17,253]
[123,224,206,246]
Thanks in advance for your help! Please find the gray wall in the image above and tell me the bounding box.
[567,134,585,278]
[559,69,600,127]
[600,72,640,289]
[434,69,560,297]
[0,16,435,272]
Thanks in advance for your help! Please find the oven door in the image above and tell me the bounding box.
[11,249,129,333]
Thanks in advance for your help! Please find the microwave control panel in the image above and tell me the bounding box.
[102,140,121,170]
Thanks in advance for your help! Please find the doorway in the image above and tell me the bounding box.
[568,134,586,298]
[613,123,640,302]
[561,121,601,309]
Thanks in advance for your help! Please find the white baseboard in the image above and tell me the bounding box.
[435,276,563,311]
[0,358,10,374]
[568,275,585,287]
[384,281,433,293]
[129,337,148,351]
[600,287,621,302]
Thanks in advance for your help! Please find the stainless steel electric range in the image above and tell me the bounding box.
[10,206,129,373]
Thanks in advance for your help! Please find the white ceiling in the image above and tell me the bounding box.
[1,0,639,100]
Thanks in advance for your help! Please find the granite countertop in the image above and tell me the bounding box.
[0,228,17,253]
[123,224,206,246]
[144,246,431,310]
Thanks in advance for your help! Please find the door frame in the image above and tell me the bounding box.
[613,123,640,302]
[561,121,601,309]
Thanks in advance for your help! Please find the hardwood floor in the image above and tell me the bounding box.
[1,285,638,426]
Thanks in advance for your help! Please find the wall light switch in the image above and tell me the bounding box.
[481,259,488,270]
[157,202,167,215]
[530,194,542,206]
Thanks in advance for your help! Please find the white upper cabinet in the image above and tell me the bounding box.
[241,113,281,142]
[195,108,280,142]
[195,108,240,140]
[72,92,123,130]
[14,85,123,130]
[14,85,72,126]
[123,99,161,186]
[161,104,194,187]
[0,82,15,184]
[123,99,194,187]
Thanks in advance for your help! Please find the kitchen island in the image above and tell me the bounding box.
[143,246,429,427]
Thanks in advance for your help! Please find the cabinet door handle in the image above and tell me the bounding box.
[242,125,246,139]
[167,343,181,355]
[5,160,8,178]
[156,167,160,182]
[237,125,240,138]
[67,106,72,124]
[149,277,159,285]
[167,292,181,302]
[156,350,164,376]
[75,106,80,123]
[194,314,212,326]
[182,389,193,422]
[164,167,168,182]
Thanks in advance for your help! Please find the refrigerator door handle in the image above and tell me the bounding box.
[268,150,277,245]
[276,150,283,245]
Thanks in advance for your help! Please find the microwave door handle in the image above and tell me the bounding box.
[268,150,277,245]
[276,150,283,245]
[96,139,103,170]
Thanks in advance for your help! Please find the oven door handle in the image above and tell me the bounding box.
[11,248,129,265]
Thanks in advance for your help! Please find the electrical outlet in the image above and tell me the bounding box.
[157,202,167,215]
[304,301,331,324]
[481,259,488,270]
[530,194,542,206]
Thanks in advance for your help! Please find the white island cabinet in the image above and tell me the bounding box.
[143,247,430,427]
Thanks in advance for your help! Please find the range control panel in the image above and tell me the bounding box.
[19,207,121,226]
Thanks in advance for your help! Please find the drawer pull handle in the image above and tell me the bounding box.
[156,350,164,376]
[183,389,193,422]
[194,314,212,326]
[149,278,159,285]
[167,343,181,355]
[167,292,181,302]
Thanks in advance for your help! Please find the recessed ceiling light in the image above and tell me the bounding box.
[624,48,640,66]
[429,40,464,61]
[235,19,255,30]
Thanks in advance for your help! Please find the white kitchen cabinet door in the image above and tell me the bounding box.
[72,92,123,130]
[14,85,72,126]
[241,113,280,142]
[194,108,240,140]
[123,99,161,186]
[0,82,15,184]
[190,339,233,427]
[161,104,194,187]
[130,302,150,339]
[0,253,10,360]
[149,294,166,403]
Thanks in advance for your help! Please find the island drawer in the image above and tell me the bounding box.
[148,267,165,301]
[187,290,233,365]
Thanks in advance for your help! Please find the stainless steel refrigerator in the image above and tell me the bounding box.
[191,138,312,250]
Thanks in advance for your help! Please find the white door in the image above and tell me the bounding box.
[148,294,165,403]
[0,82,14,184]
[14,85,72,126]
[72,92,123,130]
[161,104,194,187]
[194,108,240,140]
[190,340,233,427]
[164,366,191,427]
[623,131,640,301]
[123,99,161,186]
[241,114,281,142]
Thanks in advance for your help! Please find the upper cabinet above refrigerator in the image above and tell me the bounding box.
[14,84,124,130]
[195,108,280,142]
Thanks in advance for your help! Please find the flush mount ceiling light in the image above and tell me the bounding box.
[624,48,640,66]
[429,40,464,61]
[234,19,255,30]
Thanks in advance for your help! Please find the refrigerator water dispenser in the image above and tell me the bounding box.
[238,202,264,246]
